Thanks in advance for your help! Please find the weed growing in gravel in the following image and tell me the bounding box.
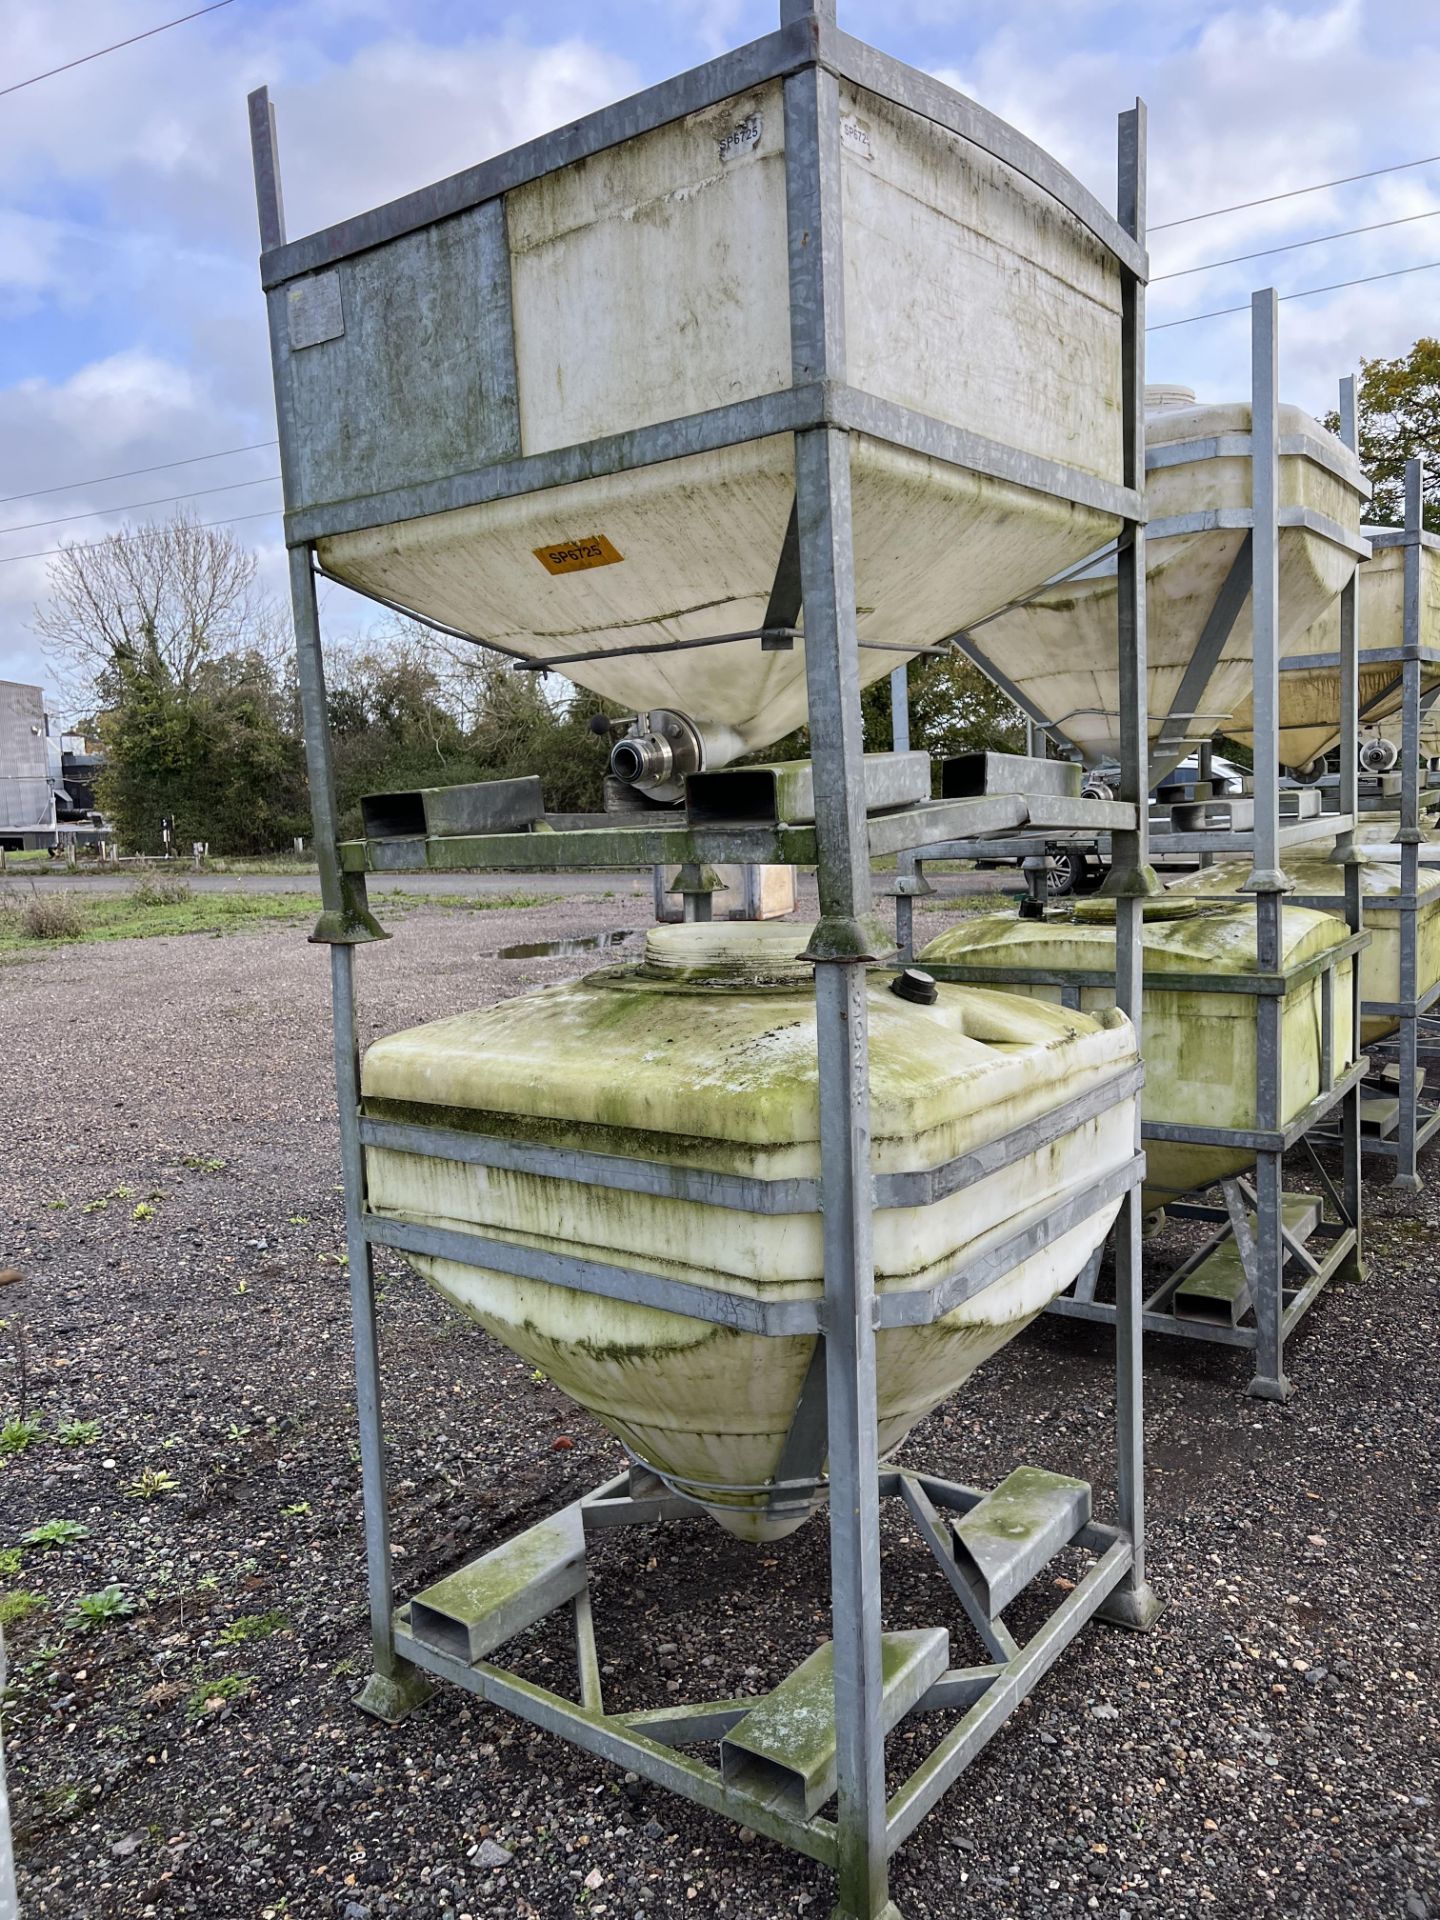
[12,893,86,942]
[0,1417,43,1455]
[124,1468,178,1500]
[0,1591,47,1629]
[42,1198,67,1210]
[185,1672,253,1721]
[21,1520,90,1551]
[216,1609,287,1647]
[286,1215,309,1226]
[56,1420,100,1446]
[80,1198,107,1215]
[0,1549,20,1577]
[66,1585,136,1631]
[181,1155,226,1173]
[280,1501,310,1518]
[131,1202,156,1222]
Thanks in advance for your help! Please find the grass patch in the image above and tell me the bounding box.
[0,1590,47,1629]
[185,1672,254,1721]
[215,1608,287,1647]
[0,887,311,952]
[15,894,86,941]
[429,891,560,912]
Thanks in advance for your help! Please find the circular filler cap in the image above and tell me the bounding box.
[889,967,938,1006]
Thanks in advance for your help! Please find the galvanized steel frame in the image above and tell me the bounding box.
[250,8,1159,1911]
[385,1465,1136,1870]
[1275,458,1440,1185]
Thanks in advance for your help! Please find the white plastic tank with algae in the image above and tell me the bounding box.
[359,925,1138,1542]
[956,386,1366,781]
[919,897,1355,1206]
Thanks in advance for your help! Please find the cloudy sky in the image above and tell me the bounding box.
[3,0,1438,712]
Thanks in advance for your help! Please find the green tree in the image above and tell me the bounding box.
[754,652,1022,783]
[1324,338,1440,531]
[37,516,306,854]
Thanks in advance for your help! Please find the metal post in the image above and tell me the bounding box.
[1333,379,1366,1251]
[1393,457,1426,1188]
[783,7,895,1910]
[252,88,427,1721]
[891,664,916,962]
[1097,100,1161,1633]
[1244,290,1291,1400]
[0,1634,15,1920]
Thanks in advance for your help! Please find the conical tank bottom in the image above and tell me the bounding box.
[1226,541,1440,771]
[958,400,1365,780]
[318,434,1118,765]
[360,925,1138,1541]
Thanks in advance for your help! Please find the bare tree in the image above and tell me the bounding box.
[35,514,267,705]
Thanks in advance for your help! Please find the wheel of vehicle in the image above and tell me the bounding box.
[1047,847,1081,896]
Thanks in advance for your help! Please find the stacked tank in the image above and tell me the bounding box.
[271,68,1156,1528]
[305,78,1129,789]
[1226,530,1440,775]
[956,385,1366,779]
[1176,855,1440,1046]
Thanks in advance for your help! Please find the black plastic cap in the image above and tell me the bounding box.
[889,967,938,1006]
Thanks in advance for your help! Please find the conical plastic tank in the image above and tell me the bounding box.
[958,388,1365,780]
[1226,538,1440,772]
[1176,854,1440,1044]
[360,924,1138,1542]
[918,898,1355,1205]
[302,76,1131,769]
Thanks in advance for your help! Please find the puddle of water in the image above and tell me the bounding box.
[495,929,644,961]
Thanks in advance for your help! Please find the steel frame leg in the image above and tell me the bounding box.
[283,550,431,1721]
[1393,866,1422,1190]
[332,945,435,1721]
[794,420,893,1918]
[1247,1147,1291,1401]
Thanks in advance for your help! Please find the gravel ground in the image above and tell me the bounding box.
[0,886,1435,1920]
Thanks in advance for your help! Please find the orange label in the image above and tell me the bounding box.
[533,533,624,575]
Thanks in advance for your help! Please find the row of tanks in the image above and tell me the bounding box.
[352,378,1437,1525]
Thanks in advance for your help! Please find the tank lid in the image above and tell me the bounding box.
[641,922,814,984]
[1145,384,1197,411]
[1071,896,1199,924]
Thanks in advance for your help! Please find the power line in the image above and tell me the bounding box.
[0,506,281,567]
[0,473,281,539]
[1,1,235,99]
[1147,257,1440,330]
[1152,149,1440,232]
[1153,205,1440,281]
[0,440,277,508]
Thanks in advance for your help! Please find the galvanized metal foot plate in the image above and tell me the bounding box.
[951,1467,1091,1618]
[408,1504,587,1663]
[1246,1373,1294,1404]
[353,1663,436,1723]
[1096,1579,1166,1634]
[1174,1193,1320,1326]
[720,1629,948,1817]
